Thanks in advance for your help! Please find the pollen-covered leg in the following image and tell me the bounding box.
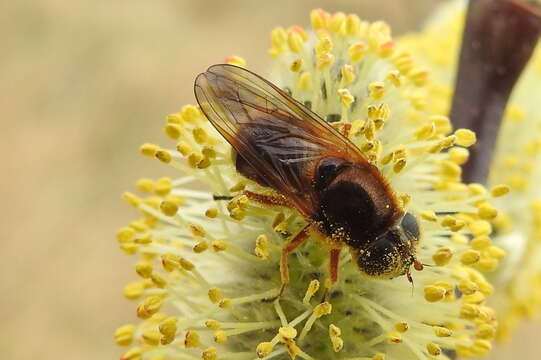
[265,224,311,302]
[244,190,291,208]
[322,248,341,301]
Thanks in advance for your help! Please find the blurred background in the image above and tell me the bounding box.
[1,0,538,359]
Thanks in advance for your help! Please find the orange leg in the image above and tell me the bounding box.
[321,248,341,301]
[331,123,352,138]
[244,190,291,208]
[265,224,311,302]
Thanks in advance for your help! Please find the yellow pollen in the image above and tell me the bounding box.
[368,81,385,99]
[164,123,182,140]
[460,304,480,319]
[491,184,510,197]
[205,319,221,330]
[458,278,479,295]
[166,113,182,124]
[151,273,167,288]
[181,105,202,123]
[346,14,362,36]
[287,31,304,53]
[290,59,304,72]
[122,192,141,208]
[386,70,402,87]
[279,327,298,339]
[433,247,453,266]
[433,326,452,337]
[140,143,159,157]
[176,141,192,156]
[415,123,436,140]
[393,158,407,173]
[208,288,222,304]
[427,342,442,356]
[372,353,385,360]
[214,330,228,344]
[394,322,409,333]
[487,245,506,259]
[202,347,218,360]
[135,262,153,279]
[211,240,227,252]
[124,282,145,300]
[470,236,492,250]
[159,200,178,216]
[121,347,142,360]
[449,147,469,165]
[337,88,354,108]
[329,12,346,34]
[476,324,496,339]
[205,208,218,218]
[317,53,335,70]
[155,150,172,164]
[387,331,402,344]
[420,210,438,222]
[469,220,492,236]
[314,302,332,317]
[341,64,356,85]
[255,234,269,260]
[424,285,446,302]
[142,330,161,346]
[454,129,477,147]
[461,250,481,265]
[117,227,136,244]
[310,9,329,30]
[136,296,162,319]
[256,342,274,358]
[136,178,155,193]
[185,330,201,348]
[115,324,135,346]
[348,42,368,62]
[193,241,209,253]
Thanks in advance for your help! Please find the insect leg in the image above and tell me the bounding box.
[321,248,341,302]
[265,224,311,302]
[244,190,291,208]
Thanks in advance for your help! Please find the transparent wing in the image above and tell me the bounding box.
[194,64,368,216]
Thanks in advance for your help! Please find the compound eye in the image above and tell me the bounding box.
[401,212,420,240]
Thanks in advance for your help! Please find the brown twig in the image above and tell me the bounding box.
[450,0,541,184]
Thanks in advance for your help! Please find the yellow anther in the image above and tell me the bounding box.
[121,346,142,360]
[176,141,192,156]
[449,147,469,165]
[378,40,395,57]
[441,160,461,178]
[208,288,222,304]
[142,330,161,346]
[224,56,246,68]
[205,319,221,330]
[122,192,141,208]
[368,81,385,99]
[298,72,312,91]
[134,233,152,245]
[164,123,182,140]
[230,208,246,221]
[491,184,510,197]
[151,272,167,288]
[461,250,481,265]
[193,127,208,144]
[159,317,177,339]
[429,115,452,134]
[135,262,153,279]
[468,183,487,195]
[136,178,155,193]
[124,282,145,300]
[205,208,218,218]
[341,64,356,85]
[487,245,506,259]
[317,53,335,70]
[348,42,368,62]
[314,302,332,317]
[409,67,429,87]
[155,150,172,164]
[471,339,492,355]
[346,14,362,36]
[202,347,217,360]
[372,354,385,360]
[279,327,298,339]
[214,330,228,344]
[460,304,480,319]
[458,278,479,295]
[189,224,206,237]
[427,342,442,356]
[337,88,354,108]
[117,227,136,244]
[393,158,407,173]
[329,12,346,34]
[211,240,228,252]
[218,298,231,309]
[386,70,402,87]
[178,257,194,271]
[420,210,437,222]
[158,200,178,217]
[463,290,486,304]
[166,113,182,124]
[193,241,209,253]
[415,123,436,141]
[477,279,494,297]
[433,326,452,337]
[255,234,269,260]
[476,324,496,339]
[129,220,149,233]
[290,59,304,72]
[181,105,202,123]
[454,129,477,147]
[310,9,329,30]
[305,279,320,301]
[470,236,491,250]
[256,342,274,358]
[469,220,492,236]
[270,27,288,51]
[328,324,341,337]
[387,331,402,344]
[315,36,333,56]
[331,336,344,352]
[136,296,162,319]
[115,324,135,346]
[140,143,159,157]
[424,285,446,302]
[287,31,304,53]
[395,322,409,333]
[185,330,201,348]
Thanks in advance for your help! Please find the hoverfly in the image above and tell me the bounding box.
[194,64,423,297]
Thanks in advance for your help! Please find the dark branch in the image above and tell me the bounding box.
[450,0,541,184]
